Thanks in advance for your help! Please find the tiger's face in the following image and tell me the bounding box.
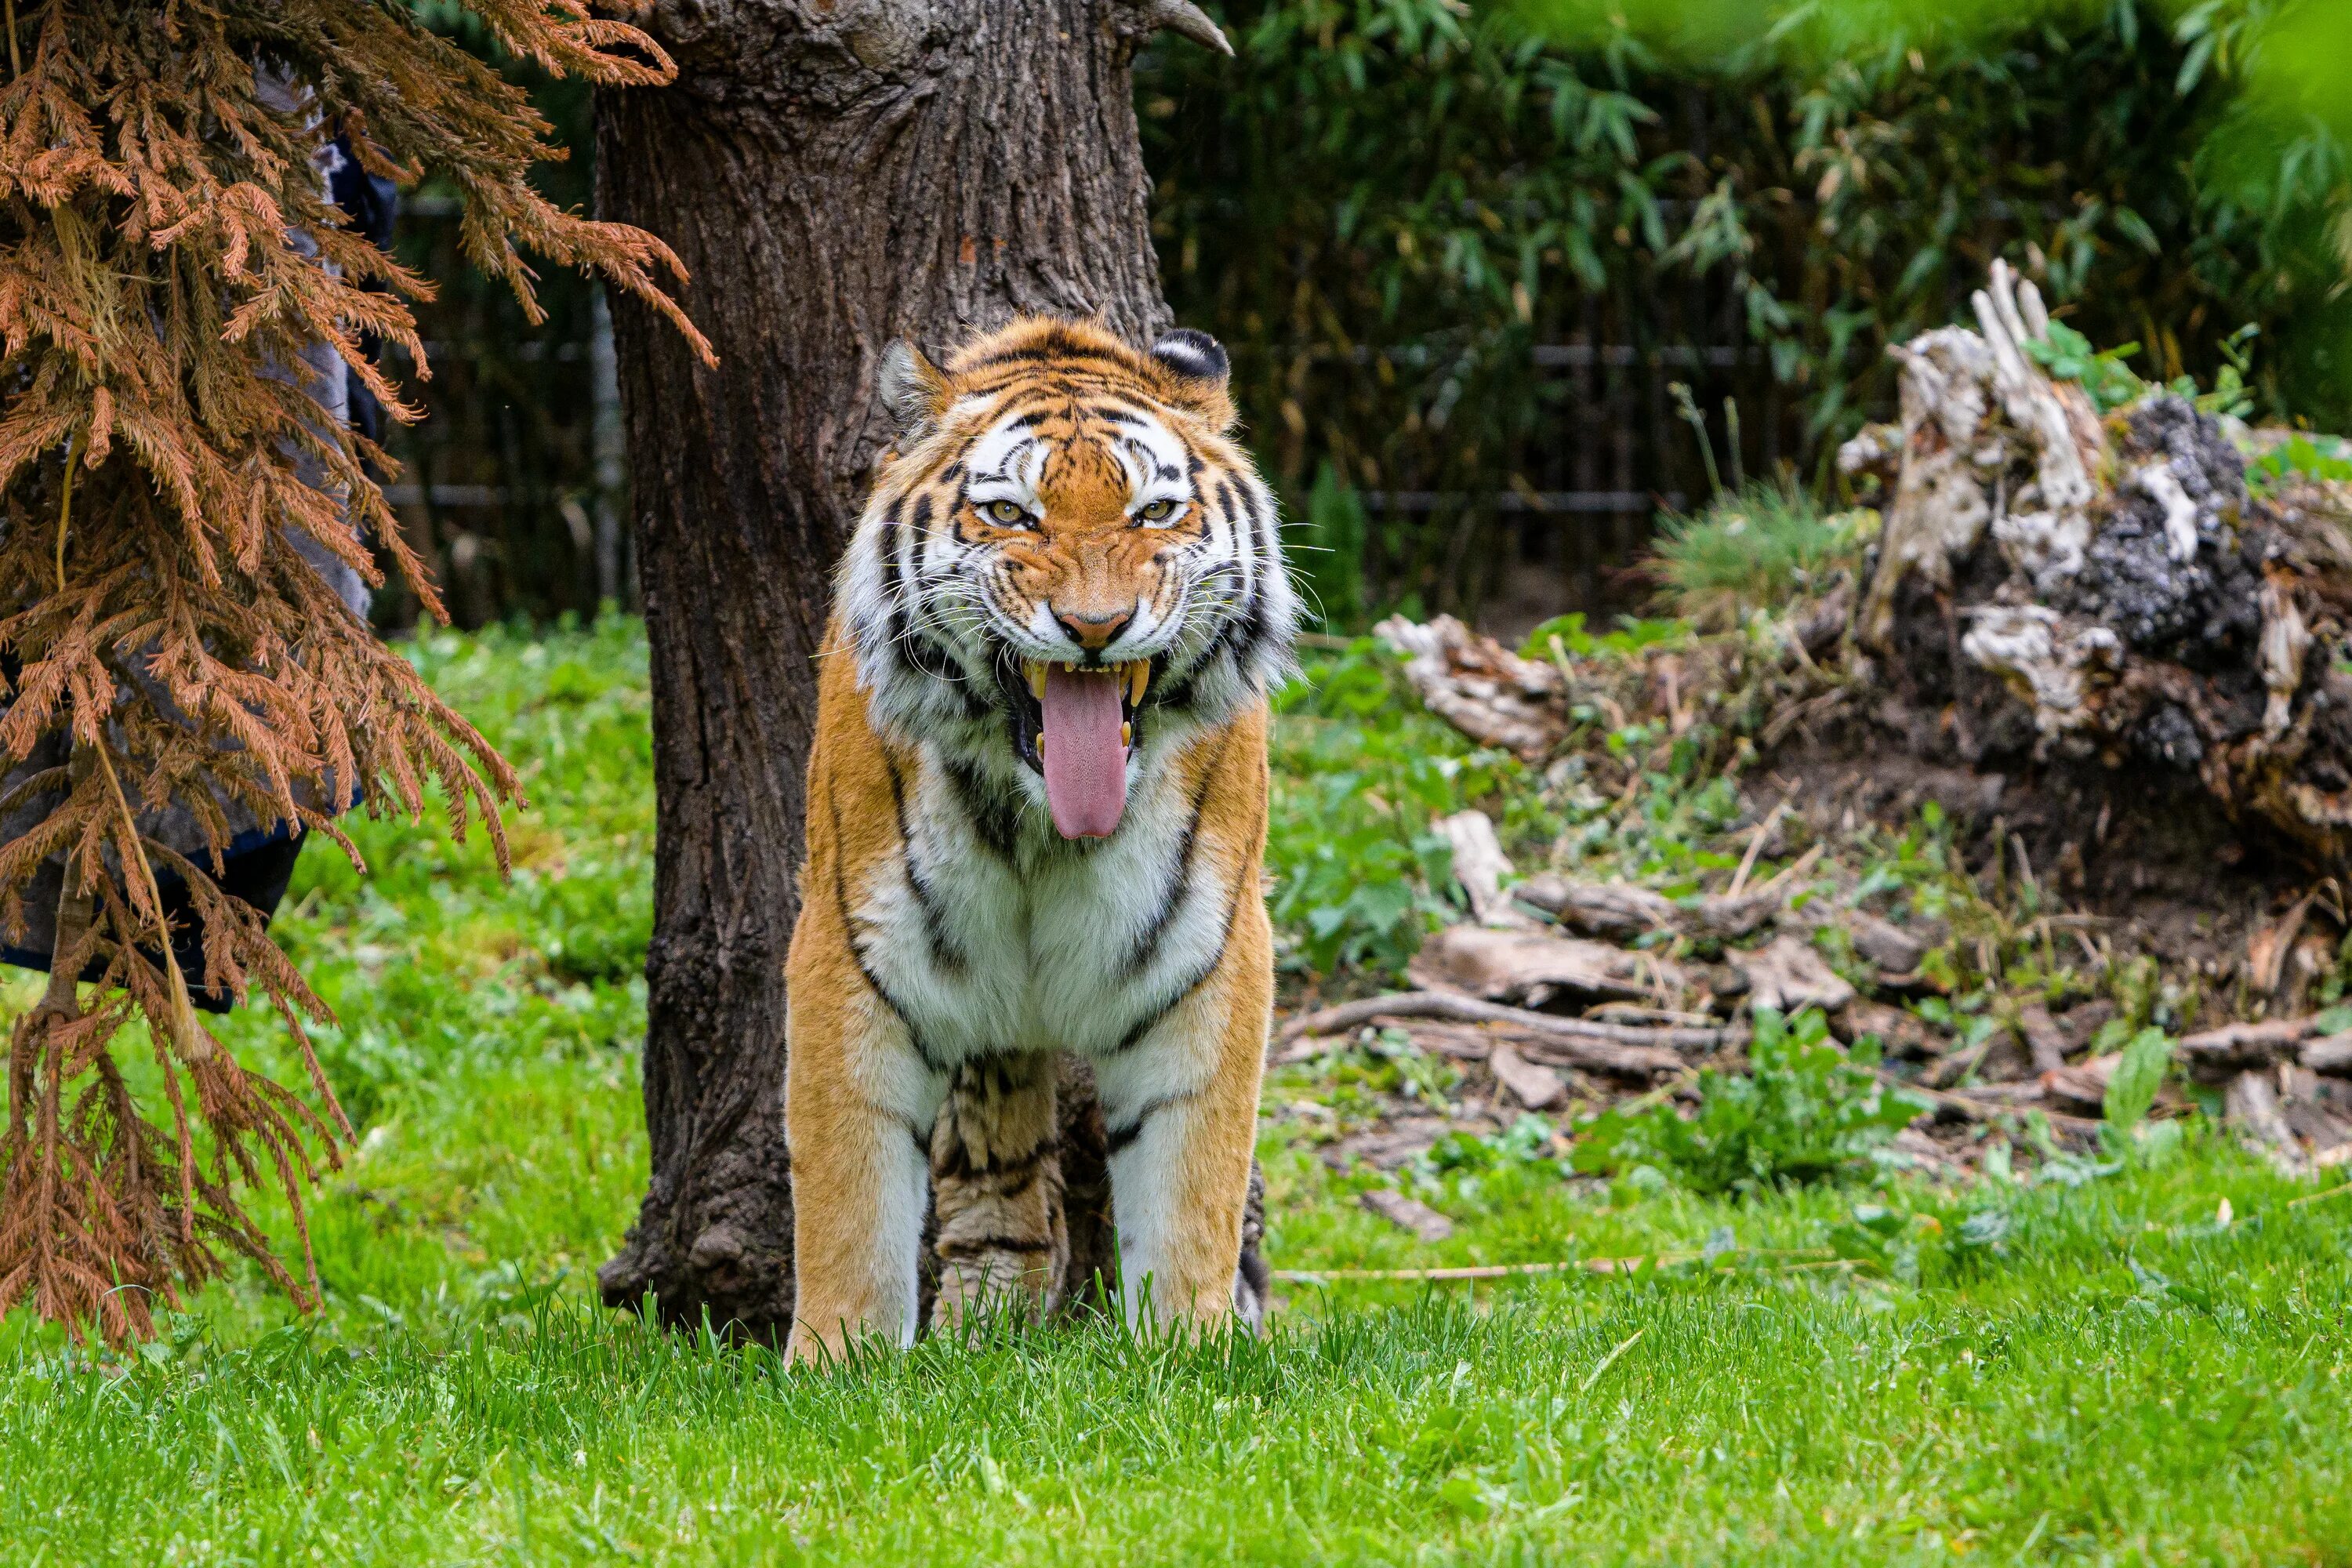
[840,318,1295,839]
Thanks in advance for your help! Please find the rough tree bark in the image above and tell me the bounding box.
[593,0,1225,1335]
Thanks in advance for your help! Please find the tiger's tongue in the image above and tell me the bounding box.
[1040,665,1127,839]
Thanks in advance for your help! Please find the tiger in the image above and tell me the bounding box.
[782,316,1298,1363]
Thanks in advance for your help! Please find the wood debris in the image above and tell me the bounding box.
[2177,1017,2319,1076]
[2225,1069,2307,1171]
[1516,873,1777,942]
[1359,1189,1455,1242]
[1732,935,1856,1014]
[1276,990,1708,1069]
[1375,613,1564,759]
[2017,1002,2070,1076]
[2042,1052,2118,1115]
[1833,997,1941,1059]
[1843,913,1927,976]
[1435,809,1540,927]
[1323,1116,1452,1172]
[1408,924,1682,1010]
[2303,1032,2352,1074]
[1489,1040,1567,1110]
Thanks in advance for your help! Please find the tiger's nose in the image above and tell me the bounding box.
[1053,604,1133,652]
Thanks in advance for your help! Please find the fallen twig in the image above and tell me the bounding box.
[1278,990,1717,1050]
[2179,1016,2321,1076]
[1275,1258,1685,1282]
[1875,1068,2102,1133]
[1727,799,1791,898]
[1272,1246,1838,1283]
[1755,842,1825,898]
[2288,1175,2352,1207]
[1274,991,1711,1076]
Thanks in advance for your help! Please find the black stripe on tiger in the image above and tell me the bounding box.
[1105,1089,1200,1156]
[1120,728,1233,978]
[885,753,967,977]
[828,782,946,1076]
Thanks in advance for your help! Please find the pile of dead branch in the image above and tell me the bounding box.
[1332,258,2352,1181]
[1276,798,2352,1181]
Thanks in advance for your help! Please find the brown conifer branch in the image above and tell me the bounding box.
[0,0,706,1342]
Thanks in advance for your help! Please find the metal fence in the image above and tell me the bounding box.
[368,196,626,631]
[379,203,1817,633]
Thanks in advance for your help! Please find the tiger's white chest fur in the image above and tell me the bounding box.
[844,735,1239,1069]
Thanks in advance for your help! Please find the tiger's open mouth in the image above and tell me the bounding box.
[1004,657,1151,839]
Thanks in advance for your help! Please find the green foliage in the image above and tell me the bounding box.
[1516,612,1693,662]
[2105,1026,2176,1134]
[2024,320,2156,414]
[1421,1112,1561,1176]
[2248,431,2352,493]
[2022,318,2262,417]
[1143,0,2352,619]
[1266,641,1541,977]
[1298,461,1372,632]
[1648,484,1874,628]
[1146,0,1674,613]
[1572,1007,1927,1192]
[1283,1028,1472,1123]
[1545,752,1747,898]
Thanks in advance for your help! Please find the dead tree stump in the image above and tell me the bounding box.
[1840,260,2352,877]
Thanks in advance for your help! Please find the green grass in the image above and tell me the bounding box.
[7,618,2352,1565]
[1649,484,1872,631]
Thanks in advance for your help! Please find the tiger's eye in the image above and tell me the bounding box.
[1137,499,1179,524]
[983,499,1031,527]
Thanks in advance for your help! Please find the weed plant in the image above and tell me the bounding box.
[1571,1008,1926,1194]
[1648,484,1875,630]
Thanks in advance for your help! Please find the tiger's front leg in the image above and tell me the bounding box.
[1091,902,1273,1333]
[782,978,946,1366]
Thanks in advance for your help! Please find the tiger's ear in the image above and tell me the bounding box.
[1150,328,1235,430]
[879,339,952,443]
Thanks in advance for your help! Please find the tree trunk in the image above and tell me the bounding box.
[593,0,1203,1337]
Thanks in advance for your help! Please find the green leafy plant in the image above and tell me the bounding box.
[1421,1114,1559,1176]
[1517,612,1696,663]
[1142,0,2352,622]
[2201,323,2263,420]
[1266,641,1540,977]
[2104,1026,2176,1135]
[1298,462,1373,633]
[2024,320,2154,413]
[1827,1203,1944,1286]
[2248,433,2352,494]
[1571,1007,1926,1193]
[2022,317,2263,419]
